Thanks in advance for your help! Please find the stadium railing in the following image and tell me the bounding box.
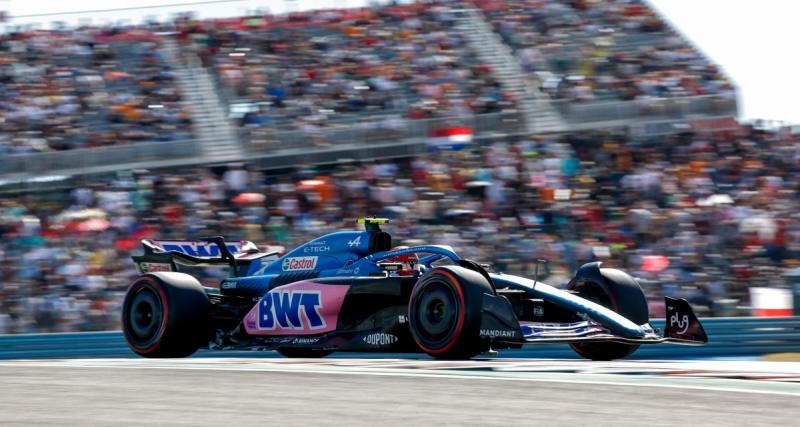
[0,111,524,179]
[554,94,738,127]
[1,139,197,177]
[1,316,798,359]
[245,110,526,153]
[0,94,734,179]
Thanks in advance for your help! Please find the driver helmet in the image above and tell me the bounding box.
[385,246,419,276]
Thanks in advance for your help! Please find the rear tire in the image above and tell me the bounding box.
[568,267,648,361]
[122,273,211,358]
[408,266,493,359]
[277,348,333,358]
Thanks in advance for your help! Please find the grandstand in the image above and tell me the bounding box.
[0,27,193,154]
[478,0,734,101]
[203,5,513,126]
[0,0,736,179]
[5,1,794,334]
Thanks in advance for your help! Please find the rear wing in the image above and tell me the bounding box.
[132,236,281,277]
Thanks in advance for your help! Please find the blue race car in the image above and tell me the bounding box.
[122,218,707,360]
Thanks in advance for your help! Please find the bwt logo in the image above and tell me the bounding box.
[258,291,325,330]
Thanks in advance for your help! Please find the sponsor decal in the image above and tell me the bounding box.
[379,263,401,272]
[153,240,243,257]
[363,332,398,346]
[221,281,236,290]
[282,256,318,271]
[139,262,171,273]
[347,236,361,248]
[258,290,325,330]
[292,337,320,344]
[262,337,296,344]
[669,310,690,335]
[304,241,330,253]
[533,305,544,318]
[336,259,358,275]
[244,282,349,336]
[480,329,517,338]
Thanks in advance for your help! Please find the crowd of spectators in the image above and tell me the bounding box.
[2,123,799,333]
[0,0,740,156]
[476,0,735,103]
[0,27,193,155]
[177,2,516,138]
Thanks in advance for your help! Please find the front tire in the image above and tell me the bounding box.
[408,266,493,359]
[568,267,648,361]
[122,273,211,358]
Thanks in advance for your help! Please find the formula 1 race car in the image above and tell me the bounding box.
[122,218,707,360]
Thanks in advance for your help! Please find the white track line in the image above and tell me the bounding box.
[1,359,799,397]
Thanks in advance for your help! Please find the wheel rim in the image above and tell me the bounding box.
[414,281,458,344]
[128,287,163,344]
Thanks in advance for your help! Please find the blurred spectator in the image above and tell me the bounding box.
[0,27,193,154]
[476,0,735,102]
[178,2,516,138]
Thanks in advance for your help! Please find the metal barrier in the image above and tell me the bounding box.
[553,94,738,125]
[1,140,197,176]
[0,97,735,179]
[0,112,523,179]
[245,111,525,154]
[1,317,798,360]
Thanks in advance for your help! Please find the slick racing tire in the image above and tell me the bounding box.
[122,272,211,358]
[568,268,648,361]
[408,266,493,360]
[276,348,333,358]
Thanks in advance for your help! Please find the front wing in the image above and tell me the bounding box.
[480,295,708,346]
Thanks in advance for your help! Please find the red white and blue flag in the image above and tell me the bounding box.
[428,127,473,151]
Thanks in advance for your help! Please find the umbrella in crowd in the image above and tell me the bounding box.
[232,193,266,204]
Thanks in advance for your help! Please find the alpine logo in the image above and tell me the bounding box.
[258,291,325,330]
[282,256,318,271]
[347,235,361,248]
[363,332,398,346]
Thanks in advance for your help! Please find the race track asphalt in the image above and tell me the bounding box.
[0,358,798,426]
